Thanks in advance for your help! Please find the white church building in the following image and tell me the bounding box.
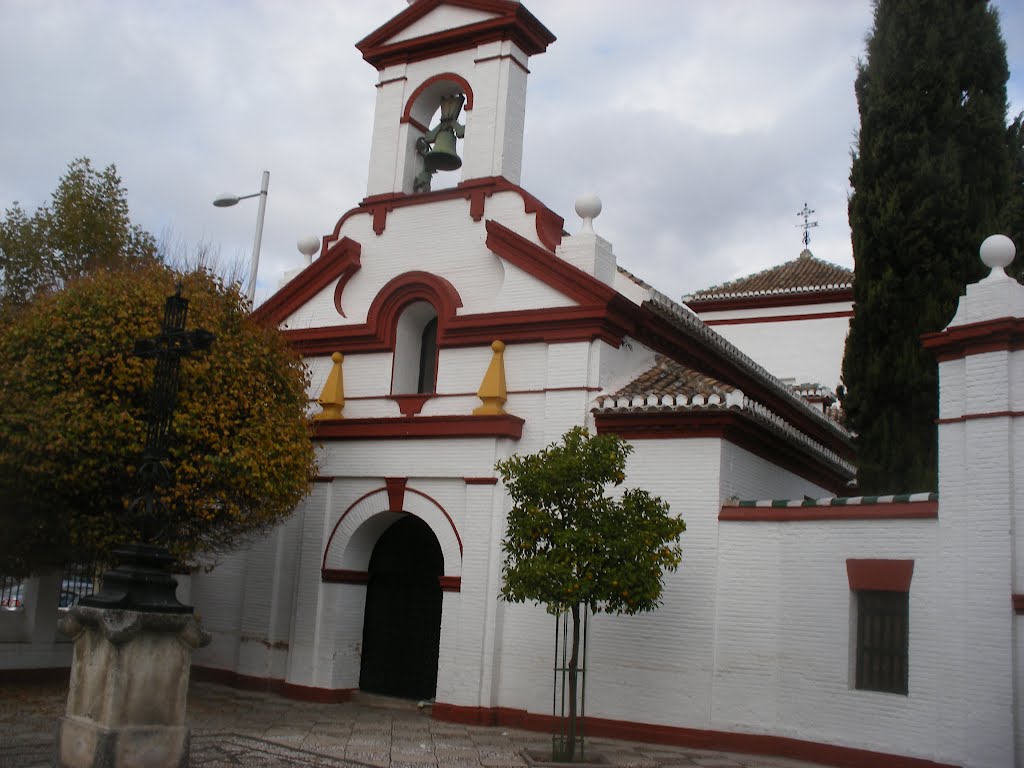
[3,3,1023,767]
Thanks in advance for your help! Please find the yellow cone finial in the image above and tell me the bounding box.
[315,352,345,420]
[473,340,508,416]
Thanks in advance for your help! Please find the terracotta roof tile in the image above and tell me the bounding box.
[684,249,852,301]
[610,356,735,400]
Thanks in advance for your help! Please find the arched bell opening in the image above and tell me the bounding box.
[359,514,444,699]
[405,75,471,194]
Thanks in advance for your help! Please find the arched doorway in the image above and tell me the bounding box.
[359,515,443,699]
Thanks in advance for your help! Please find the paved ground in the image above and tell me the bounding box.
[0,680,832,768]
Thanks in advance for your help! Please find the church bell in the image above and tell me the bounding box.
[424,128,462,172]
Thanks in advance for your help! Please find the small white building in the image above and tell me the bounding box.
[4,3,1023,767]
[685,249,854,395]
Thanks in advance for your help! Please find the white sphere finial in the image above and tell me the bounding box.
[575,193,602,234]
[297,235,320,265]
[980,234,1015,282]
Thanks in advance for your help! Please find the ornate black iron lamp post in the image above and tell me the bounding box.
[80,286,214,614]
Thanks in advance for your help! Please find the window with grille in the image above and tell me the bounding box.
[855,589,908,694]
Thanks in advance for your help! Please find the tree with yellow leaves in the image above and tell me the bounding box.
[0,264,316,576]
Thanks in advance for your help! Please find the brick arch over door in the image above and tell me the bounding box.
[321,484,462,584]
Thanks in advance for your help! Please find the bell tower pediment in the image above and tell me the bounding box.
[358,0,555,198]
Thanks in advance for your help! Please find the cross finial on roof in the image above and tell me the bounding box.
[796,203,819,249]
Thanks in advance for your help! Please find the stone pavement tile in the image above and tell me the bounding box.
[691,758,743,767]
[392,761,440,768]
[479,757,528,767]
[345,748,390,766]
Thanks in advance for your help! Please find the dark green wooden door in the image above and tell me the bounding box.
[359,515,443,699]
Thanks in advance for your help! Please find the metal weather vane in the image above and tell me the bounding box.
[796,202,819,249]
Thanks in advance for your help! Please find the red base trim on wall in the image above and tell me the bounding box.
[1013,594,1024,614]
[430,703,957,768]
[190,666,354,703]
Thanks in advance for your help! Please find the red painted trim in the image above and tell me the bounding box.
[703,309,853,326]
[595,409,852,493]
[313,413,524,441]
[1013,594,1024,614]
[720,501,938,522]
[474,52,530,75]
[485,220,613,307]
[399,115,430,134]
[936,410,1024,424]
[283,271,463,356]
[406,486,464,556]
[191,666,355,703]
[321,487,386,571]
[686,287,853,313]
[321,484,464,569]
[846,559,914,592]
[439,575,462,592]
[385,477,408,512]
[390,394,433,416]
[464,476,498,485]
[331,248,363,318]
[372,206,388,236]
[252,237,361,326]
[403,73,475,119]
[313,476,335,483]
[347,386,600,402]
[356,0,555,70]
[0,667,70,684]
[321,568,370,584]
[430,703,954,768]
[922,317,1024,362]
[377,75,407,88]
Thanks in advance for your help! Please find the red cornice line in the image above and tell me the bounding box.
[594,409,852,493]
[464,477,498,485]
[922,316,1024,362]
[282,301,629,357]
[720,501,937,522]
[703,309,853,327]
[686,288,853,313]
[1013,594,1024,615]
[313,413,524,440]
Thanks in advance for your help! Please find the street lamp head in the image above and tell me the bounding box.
[213,193,240,208]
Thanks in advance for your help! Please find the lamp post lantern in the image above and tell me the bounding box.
[213,170,269,305]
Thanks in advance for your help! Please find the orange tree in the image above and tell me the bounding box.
[0,263,316,576]
[496,426,685,761]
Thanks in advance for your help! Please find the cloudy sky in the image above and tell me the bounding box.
[2,1,1022,305]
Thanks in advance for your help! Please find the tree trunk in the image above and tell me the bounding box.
[565,603,581,762]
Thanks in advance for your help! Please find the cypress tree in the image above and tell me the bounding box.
[842,0,1014,493]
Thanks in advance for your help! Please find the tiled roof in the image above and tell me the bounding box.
[727,492,936,507]
[683,249,853,302]
[610,356,734,400]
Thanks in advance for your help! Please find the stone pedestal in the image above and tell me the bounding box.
[56,606,210,768]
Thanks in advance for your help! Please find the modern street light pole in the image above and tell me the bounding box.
[213,170,269,305]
